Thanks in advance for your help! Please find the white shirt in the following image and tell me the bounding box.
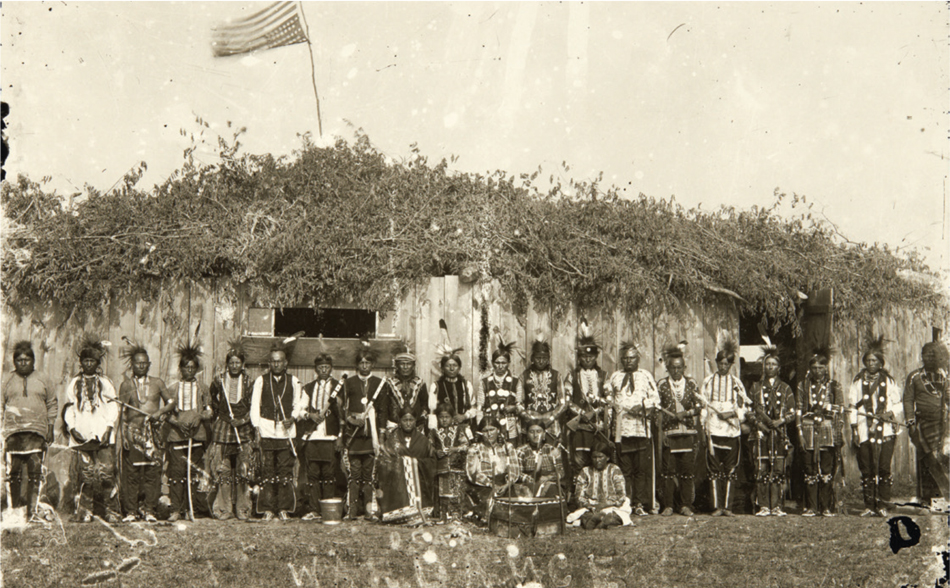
[700,373,749,438]
[64,375,119,447]
[606,369,659,438]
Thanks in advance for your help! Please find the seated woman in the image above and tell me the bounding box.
[567,442,631,529]
[376,409,436,525]
[464,418,521,524]
[515,422,567,499]
[431,403,472,521]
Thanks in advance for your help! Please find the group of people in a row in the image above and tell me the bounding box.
[2,328,947,530]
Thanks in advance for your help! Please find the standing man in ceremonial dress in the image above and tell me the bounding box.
[163,341,213,522]
[341,343,388,520]
[208,341,255,521]
[605,341,659,516]
[117,343,171,523]
[656,344,701,517]
[565,323,609,475]
[848,337,903,517]
[477,338,521,444]
[62,335,121,523]
[2,341,57,520]
[250,342,301,521]
[903,342,949,506]
[750,344,795,517]
[434,322,477,427]
[519,338,566,448]
[294,352,343,520]
[796,347,845,517]
[699,337,749,517]
[384,344,432,433]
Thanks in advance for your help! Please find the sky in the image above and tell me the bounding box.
[2,1,948,273]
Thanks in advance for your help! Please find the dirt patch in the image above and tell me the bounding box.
[1,513,945,588]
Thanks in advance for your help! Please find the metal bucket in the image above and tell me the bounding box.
[319,498,344,525]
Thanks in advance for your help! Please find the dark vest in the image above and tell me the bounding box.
[260,374,294,422]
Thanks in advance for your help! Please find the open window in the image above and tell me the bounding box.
[244,307,399,367]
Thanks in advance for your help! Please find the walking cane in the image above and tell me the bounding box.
[186,439,195,521]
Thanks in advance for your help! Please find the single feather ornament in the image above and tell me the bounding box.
[436,319,465,359]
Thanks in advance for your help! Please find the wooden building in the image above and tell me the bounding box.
[1,275,944,510]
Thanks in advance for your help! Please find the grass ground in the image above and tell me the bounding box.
[1,507,946,588]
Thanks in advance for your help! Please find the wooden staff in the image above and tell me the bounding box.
[186,439,195,521]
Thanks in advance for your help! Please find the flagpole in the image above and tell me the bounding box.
[298,3,323,137]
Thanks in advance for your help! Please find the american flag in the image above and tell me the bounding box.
[211,1,309,57]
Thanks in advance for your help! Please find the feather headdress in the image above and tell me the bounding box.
[660,341,687,363]
[120,336,149,367]
[492,331,517,363]
[759,332,779,362]
[78,333,110,361]
[530,332,550,358]
[808,344,832,366]
[619,340,639,355]
[861,333,886,366]
[270,330,304,360]
[313,334,333,366]
[224,338,246,362]
[577,318,599,356]
[715,334,738,363]
[436,319,464,359]
[355,336,378,364]
[177,322,204,369]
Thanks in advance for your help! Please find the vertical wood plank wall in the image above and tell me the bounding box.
[1,276,941,494]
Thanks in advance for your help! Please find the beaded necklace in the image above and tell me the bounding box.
[134,376,149,406]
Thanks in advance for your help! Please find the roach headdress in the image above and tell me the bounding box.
[861,334,886,367]
[78,333,110,362]
[225,338,246,363]
[530,332,550,359]
[577,318,599,356]
[355,336,378,364]
[661,341,686,364]
[808,344,832,366]
[619,340,640,356]
[177,322,203,369]
[119,336,149,367]
[715,335,738,363]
